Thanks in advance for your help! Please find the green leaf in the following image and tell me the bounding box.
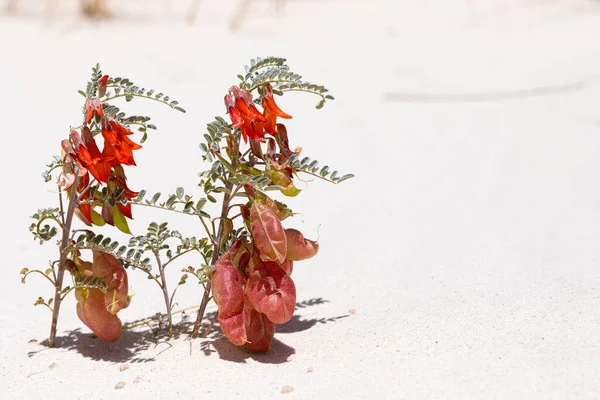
[136,190,147,202]
[176,187,184,200]
[214,153,236,174]
[337,173,355,183]
[113,207,132,235]
[196,198,207,210]
[151,192,161,204]
[91,210,105,226]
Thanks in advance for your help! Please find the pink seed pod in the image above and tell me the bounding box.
[75,288,123,342]
[280,259,293,275]
[243,305,275,352]
[212,243,248,346]
[285,229,319,261]
[246,260,296,325]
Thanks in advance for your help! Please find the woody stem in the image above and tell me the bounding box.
[191,132,241,337]
[154,250,173,338]
[191,186,233,337]
[48,175,80,348]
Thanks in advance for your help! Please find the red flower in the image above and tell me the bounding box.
[86,98,103,124]
[262,84,292,135]
[225,94,243,129]
[101,120,142,166]
[63,118,143,224]
[68,130,113,184]
[228,86,267,143]
[98,75,109,97]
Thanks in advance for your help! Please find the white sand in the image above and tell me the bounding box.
[2,0,600,397]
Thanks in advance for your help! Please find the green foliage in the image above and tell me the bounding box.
[101,105,157,144]
[29,208,61,244]
[240,56,334,109]
[104,76,186,113]
[67,232,151,271]
[42,155,63,183]
[128,222,211,264]
[131,189,211,219]
[73,274,107,290]
[287,154,355,183]
[200,116,231,162]
[83,63,104,99]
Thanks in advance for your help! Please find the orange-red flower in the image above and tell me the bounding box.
[262,84,292,135]
[98,74,109,97]
[86,98,103,124]
[62,115,144,225]
[225,85,293,145]
[67,130,113,184]
[228,86,267,143]
[225,94,243,129]
[101,120,142,166]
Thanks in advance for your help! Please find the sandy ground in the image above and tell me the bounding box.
[2,0,600,398]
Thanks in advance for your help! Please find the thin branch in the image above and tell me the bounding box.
[59,286,76,301]
[124,304,201,330]
[154,249,173,337]
[104,93,173,108]
[163,248,200,269]
[77,177,97,201]
[22,269,56,286]
[37,215,63,231]
[57,186,66,226]
[295,168,339,184]
[128,201,213,239]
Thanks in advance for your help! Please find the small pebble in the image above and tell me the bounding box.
[49,363,58,369]
[119,364,129,372]
[348,308,357,315]
[28,339,38,344]
[115,381,126,390]
[307,367,313,373]
[281,385,293,394]
[133,377,142,384]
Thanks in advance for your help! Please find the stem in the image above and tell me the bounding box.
[77,177,97,201]
[104,93,172,108]
[124,304,200,330]
[201,312,219,338]
[48,175,80,348]
[191,132,241,337]
[163,248,198,269]
[154,250,173,338]
[127,201,213,240]
[22,270,56,286]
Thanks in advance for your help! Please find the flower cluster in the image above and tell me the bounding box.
[56,74,145,340]
[212,82,322,351]
[225,83,292,144]
[60,75,140,229]
[26,58,350,350]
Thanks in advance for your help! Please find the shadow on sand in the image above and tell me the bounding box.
[30,297,349,364]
